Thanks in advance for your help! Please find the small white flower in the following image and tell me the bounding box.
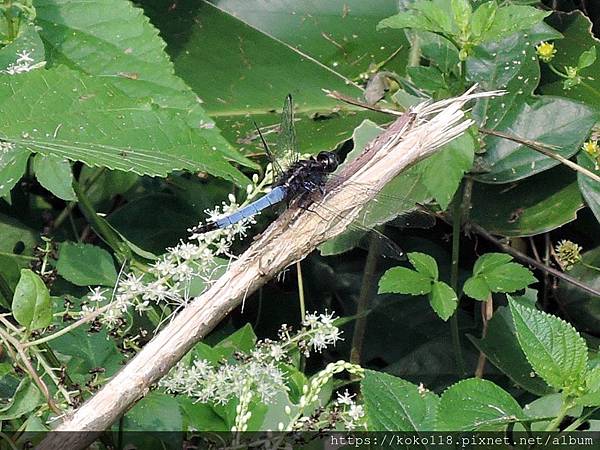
[88,287,107,303]
[336,389,355,406]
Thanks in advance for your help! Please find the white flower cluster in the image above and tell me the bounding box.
[82,168,274,328]
[301,310,343,354]
[2,50,45,75]
[334,389,366,430]
[159,312,343,411]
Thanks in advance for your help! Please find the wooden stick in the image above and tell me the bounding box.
[37,90,487,450]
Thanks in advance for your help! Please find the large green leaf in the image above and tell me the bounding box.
[209,0,409,80]
[542,12,600,108]
[362,369,439,431]
[55,242,117,287]
[34,0,250,168]
[437,378,525,431]
[467,306,553,397]
[577,152,600,224]
[476,96,597,183]
[509,297,588,390]
[0,67,247,184]
[470,167,584,237]
[0,147,29,198]
[12,269,52,331]
[467,22,596,184]
[144,0,401,156]
[50,327,123,381]
[0,379,43,421]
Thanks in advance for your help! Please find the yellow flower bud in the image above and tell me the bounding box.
[536,41,556,63]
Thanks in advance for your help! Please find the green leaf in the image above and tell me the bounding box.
[470,1,498,41]
[56,242,117,287]
[408,252,438,280]
[0,67,248,184]
[422,133,474,209]
[477,97,597,183]
[451,0,472,32]
[32,153,76,201]
[542,12,600,107]
[0,379,43,420]
[577,152,600,223]
[464,253,536,301]
[50,327,123,380]
[437,378,524,431]
[471,167,584,237]
[463,276,491,301]
[473,253,513,276]
[12,269,52,331]
[480,5,551,44]
[178,397,226,431]
[429,281,458,321]
[362,369,439,431]
[406,66,447,92]
[467,306,553,396]
[35,0,251,169]
[578,367,600,407]
[144,0,406,157]
[0,147,29,198]
[0,22,45,73]
[379,267,433,296]
[509,297,588,390]
[578,46,597,70]
[214,323,257,355]
[120,392,182,449]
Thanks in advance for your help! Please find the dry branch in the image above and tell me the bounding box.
[37,88,496,450]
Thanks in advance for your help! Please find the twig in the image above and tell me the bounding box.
[480,128,600,184]
[0,327,61,415]
[23,303,113,348]
[350,233,380,366]
[38,90,492,450]
[323,89,404,115]
[475,295,493,378]
[470,222,600,298]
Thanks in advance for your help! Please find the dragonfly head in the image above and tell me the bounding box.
[316,151,339,173]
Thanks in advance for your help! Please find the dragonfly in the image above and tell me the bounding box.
[196,95,431,257]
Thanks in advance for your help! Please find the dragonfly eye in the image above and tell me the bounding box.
[316,151,339,172]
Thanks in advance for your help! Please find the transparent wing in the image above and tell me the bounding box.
[276,94,300,168]
[254,122,284,177]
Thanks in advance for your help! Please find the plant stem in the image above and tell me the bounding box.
[350,233,380,366]
[475,295,493,378]
[72,181,130,262]
[545,398,574,431]
[450,184,466,376]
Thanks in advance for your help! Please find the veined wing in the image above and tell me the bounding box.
[275,94,300,169]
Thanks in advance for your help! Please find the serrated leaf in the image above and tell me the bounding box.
[422,133,474,209]
[429,281,457,321]
[408,252,438,280]
[35,0,252,170]
[362,369,439,431]
[55,242,117,287]
[379,267,433,296]
[12,269,52,331]
[467,306,553,396]
[437,378,524,430]
[482,262,537,293]
[473,253,513,276]
[32,153,76,201]
[463,276,491,301]
[577,152,600,223]
[451,0,471,32]
[578,367,600,407]
[0,67,247,184]
[509,298,588,390]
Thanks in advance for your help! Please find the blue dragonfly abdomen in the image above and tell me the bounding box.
[201,185,288,232]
